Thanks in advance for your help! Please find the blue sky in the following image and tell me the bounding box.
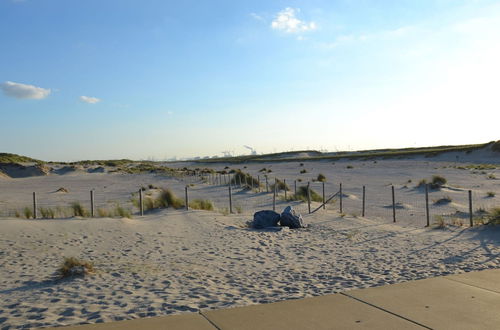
[1,0,499,161]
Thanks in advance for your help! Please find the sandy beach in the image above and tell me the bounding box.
[0,151,499,329]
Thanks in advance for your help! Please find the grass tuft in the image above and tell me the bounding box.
[317,173,326,182]
[156,188,185,209]
[70,202,89,217]
[189,199,214,211]
[58,257,94,278]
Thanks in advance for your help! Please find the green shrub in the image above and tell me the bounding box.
[317,173,326,182]
[189,199,214,211]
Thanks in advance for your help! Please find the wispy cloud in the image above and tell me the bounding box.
[0,81,51,99]
[80,95,101,104]
[271,8,317,34]
[250,13,264,21]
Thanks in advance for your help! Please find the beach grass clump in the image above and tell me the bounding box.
[346,165,353,169]
[189,199,214,211]
[58,257,94,278]
[486,191,496,198]
[291,186,323,202]
[156,188,185,209]
[70,202,89,217]
[430,175,447,189]
[270,178,289,191]
[300,169,307,174]
[114,205,132,218]
[317,173,326,182]
[23,207,33,219]
[487,173,497,180]
[230,169,260,188]
[433,215,446,229]
[486,207,500,225]
[39,207,55,219]
[97,208,109,217]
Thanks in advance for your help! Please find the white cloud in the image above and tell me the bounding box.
[80,95,101,104]
[0,81,51,99]
[271,7,317,34]
[250,13,264,21]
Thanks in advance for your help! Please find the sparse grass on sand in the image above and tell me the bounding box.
[231,169,260,188]
[71,202,89,217]
[317,173,326,182]
[288,186,323,202]
[418,175,447,189]
[486,191,496,198]
[58,257,94,278]
[433,215,446,229]
[189,199,214,211]
[433,196,452,205]
[270,178,290,191]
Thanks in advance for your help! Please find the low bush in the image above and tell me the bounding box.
[430,175,447,189]
[317,173,326,182]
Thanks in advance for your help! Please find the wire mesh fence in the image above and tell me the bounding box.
[0,171,498,228]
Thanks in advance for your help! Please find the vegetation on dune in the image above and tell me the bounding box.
[418,175,447,189]
[156,188,185,209]
[0,153,43,164]
[317,173,326,182]
[486,191,496,198]
[71,202,89,217]
[230,169,260,188]
[189,199,214,211]
[192,142,495,164]
[58,257,94,278]
[270,178,290,191]
[289,186,323,202]
[491,140,500,152]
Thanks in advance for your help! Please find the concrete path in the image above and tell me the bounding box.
[52,269,500,330]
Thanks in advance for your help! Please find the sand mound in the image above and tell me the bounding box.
[0,163,49,178]
[55,187,69,193]
[54,165,84,175]
[88,166,105,173]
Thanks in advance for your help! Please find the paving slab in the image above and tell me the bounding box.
[48,313,216,330]
[445,269,500,293]
[346,276,500,330]
[202,293,424,330]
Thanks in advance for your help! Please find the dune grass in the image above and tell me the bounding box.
[317,173,326,182]
[270,178,290,191]
[231,169,260,188]
[486,191,496,197]
[58,257,94,278]
[189,199,214,211]
[156,188,185,209]
[71,202,89,217]
[288,186,323,202]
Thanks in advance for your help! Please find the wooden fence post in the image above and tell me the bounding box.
[273,183,276,211]
[339,183,343,213]
[258,175,261,192]
[90,190,95,217]
[294,180,297,197]
[362,186,366,217]
[425,184,429,227]
[33,192,37,219]
[307,182,311,214]
[284,179,287,200]
[322,182,326,210]
[229,185,233,214]
[185,186,189,210]
[392,185,396,223]
[139,188,144,216]
[266,177,269,193]
[469,190,473,227]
